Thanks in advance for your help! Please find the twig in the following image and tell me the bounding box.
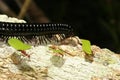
[27,0,50,23]
[17,0,50,22]
[18,0,31,19]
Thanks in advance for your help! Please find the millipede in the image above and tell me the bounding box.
[0,22,74,45]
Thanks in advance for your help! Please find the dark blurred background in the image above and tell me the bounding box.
[0,0,120,53]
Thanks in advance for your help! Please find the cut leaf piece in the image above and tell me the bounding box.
[49,47,64,54]
[81,39,92,55]
[8,38,31,50]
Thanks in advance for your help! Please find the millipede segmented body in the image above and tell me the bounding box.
[0,22,74,45]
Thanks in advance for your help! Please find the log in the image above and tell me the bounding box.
[0,14,120,80]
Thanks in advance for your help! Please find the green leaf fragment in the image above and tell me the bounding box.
[81,39,92,55]
[53,49,63,53]
[49,47,64,54]
[8,38,31,50]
